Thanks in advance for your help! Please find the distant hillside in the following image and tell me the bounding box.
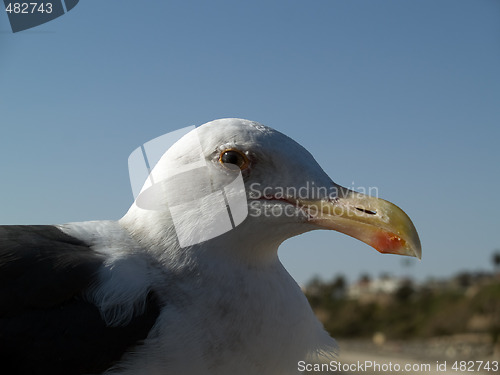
[305,273,500,343]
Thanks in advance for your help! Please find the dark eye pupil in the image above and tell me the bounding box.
[221,151,242,166]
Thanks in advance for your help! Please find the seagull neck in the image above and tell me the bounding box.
[195,234,282,267]
[119,206,290,268]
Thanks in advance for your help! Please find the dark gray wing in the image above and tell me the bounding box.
[0,225,160,375]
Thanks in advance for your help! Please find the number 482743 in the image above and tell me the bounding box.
[452,361,499,372]
[5,2,53,14]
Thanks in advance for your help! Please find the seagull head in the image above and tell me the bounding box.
[122,118,421,263]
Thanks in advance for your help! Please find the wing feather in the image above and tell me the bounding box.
[0,225,160,375]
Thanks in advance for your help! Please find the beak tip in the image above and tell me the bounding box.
[405,240,421,260]
[410,232,422,260]
[414,244,422,260]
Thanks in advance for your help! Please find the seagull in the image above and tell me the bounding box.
[0,118,421,375]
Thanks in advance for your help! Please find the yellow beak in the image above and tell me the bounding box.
[298,187,421,259]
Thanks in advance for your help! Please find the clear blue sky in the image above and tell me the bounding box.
[1,0,499,286]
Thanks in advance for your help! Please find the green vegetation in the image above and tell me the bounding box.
[305,274,500,342]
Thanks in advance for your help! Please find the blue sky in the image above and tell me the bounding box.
[1,0,499,286]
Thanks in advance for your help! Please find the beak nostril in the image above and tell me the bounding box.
[356,207,377,215]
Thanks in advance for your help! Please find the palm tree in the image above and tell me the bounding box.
[492,250,500,274]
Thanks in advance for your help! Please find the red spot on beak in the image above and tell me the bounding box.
[373,232,406,255]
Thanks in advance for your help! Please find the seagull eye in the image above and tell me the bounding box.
[219,149,249,170]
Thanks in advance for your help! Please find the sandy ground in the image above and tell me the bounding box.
[303,340,498,375]
[335,350,482,375]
